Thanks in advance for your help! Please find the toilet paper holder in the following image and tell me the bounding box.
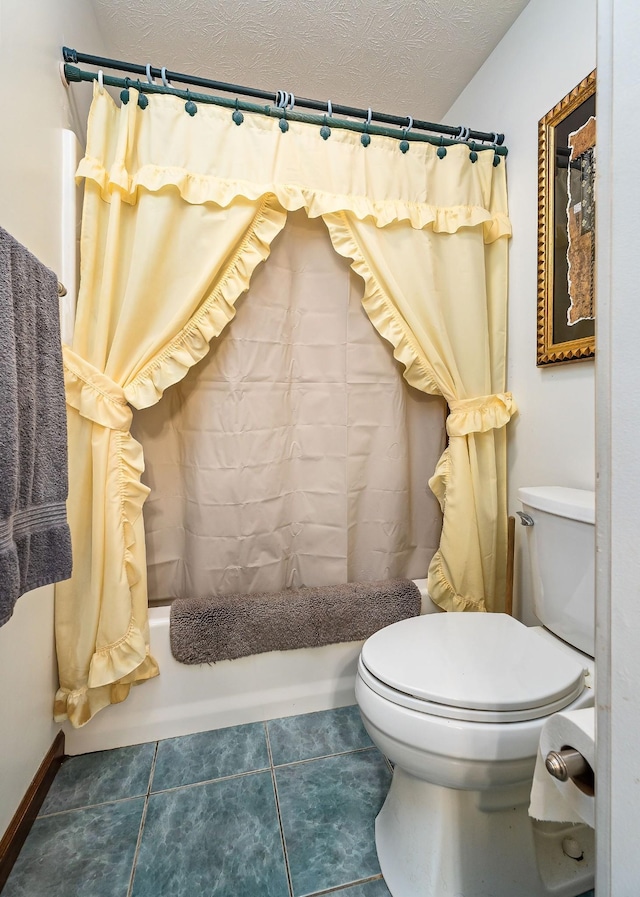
[545,747,595,796]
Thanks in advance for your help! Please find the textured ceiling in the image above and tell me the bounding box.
[87,0,530,125]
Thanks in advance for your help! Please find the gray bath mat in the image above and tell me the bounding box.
[169,579,421,664]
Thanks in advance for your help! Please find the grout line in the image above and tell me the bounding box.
[149,764,271,796]
[264,721,273,769]
[37,793,147,819]
[273,745,378,770]
[126,741,159,897]
[146,741,159,797]
[304,874,385,896]
[143,745,378,799]
[265,722,295,897]
[146,741,159,798]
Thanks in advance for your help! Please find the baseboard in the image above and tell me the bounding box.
[0,731,65,892]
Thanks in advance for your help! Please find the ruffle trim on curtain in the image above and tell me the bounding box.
[64,346,133,430]
[77,157,512,245]
[54,650,159,728]
[86,594,154,688]
[124,196,288,410]
[424,445,477,610]
[63,349,151,624]
[447,392,516,437]
[428,548,487,613]
[321,211,442,397]
[61,347,157,726]
[427,447,488,613]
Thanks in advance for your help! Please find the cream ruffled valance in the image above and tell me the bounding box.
[79,87,511,241]
[56,83,514,728]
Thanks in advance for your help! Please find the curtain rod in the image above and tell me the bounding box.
[62,47,507,151]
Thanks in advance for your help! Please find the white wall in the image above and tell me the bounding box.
[0,0,104,838]
[445,0,596,623]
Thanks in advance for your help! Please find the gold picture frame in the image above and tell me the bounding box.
[537,71,596,365]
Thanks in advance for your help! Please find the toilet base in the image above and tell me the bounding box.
[376,766,594,897]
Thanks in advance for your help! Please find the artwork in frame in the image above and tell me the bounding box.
[537,70,596,365]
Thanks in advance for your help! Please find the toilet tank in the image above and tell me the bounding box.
[518,486,595,658]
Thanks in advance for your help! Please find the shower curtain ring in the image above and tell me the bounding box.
[161,66,172,89]
[232,97,244,126]
[399,114,413,153]
[320,113,331,140]
[120,77,131,104]
[185,89,197,116]
[361,108,372,147]
[136,80,149,109]
[279,102,289,132]
[145,63,155,84]
[319,99,332,139]
[97,69,104,93]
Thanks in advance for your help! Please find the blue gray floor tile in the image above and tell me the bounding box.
[132,771,288,897]
[276,748,392,896]
[151,721,269,791]
[268,704,373,765]
[4,798,144,897]
[39,742,155,815]
[5,705,597,897]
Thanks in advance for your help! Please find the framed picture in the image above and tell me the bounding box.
[537,71,596,365]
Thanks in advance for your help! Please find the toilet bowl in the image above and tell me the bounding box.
[356,486,596,897]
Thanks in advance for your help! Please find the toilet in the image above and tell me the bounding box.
[355,486,596,897]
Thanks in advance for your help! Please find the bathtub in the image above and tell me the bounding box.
[63,579,439,755]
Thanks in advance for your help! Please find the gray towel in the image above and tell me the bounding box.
[0,227,72,626]
[170,578,421,664]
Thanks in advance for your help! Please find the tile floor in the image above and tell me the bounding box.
[3,705,596,897]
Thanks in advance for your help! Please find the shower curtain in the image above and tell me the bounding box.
[56,84,513,727]
[132,211,447,600]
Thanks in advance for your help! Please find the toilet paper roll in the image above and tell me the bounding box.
[529,708,595,828]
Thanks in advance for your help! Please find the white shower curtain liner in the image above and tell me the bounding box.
[132,211,446,600]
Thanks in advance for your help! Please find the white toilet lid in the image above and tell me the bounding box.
[360,613,586,722]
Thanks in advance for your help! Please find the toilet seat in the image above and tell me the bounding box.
[359,613,586,724]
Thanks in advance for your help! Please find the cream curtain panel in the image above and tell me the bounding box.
[56,84,513,727]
